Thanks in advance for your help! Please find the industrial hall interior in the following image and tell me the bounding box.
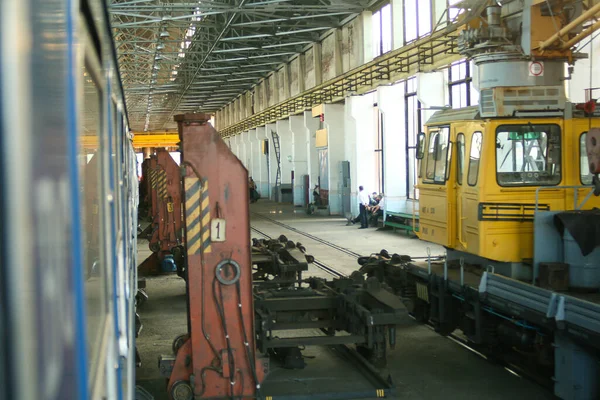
[5,0,600,400]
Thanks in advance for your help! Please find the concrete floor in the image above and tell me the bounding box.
[135,201,554,400]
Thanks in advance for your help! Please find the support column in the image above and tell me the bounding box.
[255,126,270,198]
[348,93,377,216]
[290,115,308,207]
[265,123,278,200]
[276,119,293,186]
[378,84,407,213]
[304,111,320,193]
[323,103,346,215]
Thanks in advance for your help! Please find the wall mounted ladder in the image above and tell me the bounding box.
[271,130,281,187]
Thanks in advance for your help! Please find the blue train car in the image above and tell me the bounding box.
[0,0,139,399]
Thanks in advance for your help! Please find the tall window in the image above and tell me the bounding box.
[405,77,423,199]
[404,0,432,43]
[372,4,392,58]
[448,60,479,108]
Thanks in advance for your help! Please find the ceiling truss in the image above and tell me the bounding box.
[110,0,371,131]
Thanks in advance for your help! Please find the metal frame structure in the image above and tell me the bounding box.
[110,0,373,132]
[217,0,492,137]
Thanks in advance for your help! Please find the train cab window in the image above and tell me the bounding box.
[457,133,465,185]
[580,132,593,185]
[425,127,450,184]
[468,132,482,186]
[496,124,561,186]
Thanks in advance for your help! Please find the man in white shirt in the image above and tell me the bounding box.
[358,185,369,229]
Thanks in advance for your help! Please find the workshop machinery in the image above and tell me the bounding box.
[139,149,184,274]
[162,114,405,400]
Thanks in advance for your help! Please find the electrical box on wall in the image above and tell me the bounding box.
[312,104,324,118]
[316,128,328,148]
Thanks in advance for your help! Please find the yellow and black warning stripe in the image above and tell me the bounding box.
[157,170,168,199]
[185,177,211,255]
[149,169,157,189]
[375,389,386,397]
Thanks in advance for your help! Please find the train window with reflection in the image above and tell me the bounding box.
[81,62,108,375]
[495,124,561,186]
[468,132,482,186]
[457,133,465,185]
[425,126,450,184]
[580,132,593,185]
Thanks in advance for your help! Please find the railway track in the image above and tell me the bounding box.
[252,217,552,394]
[250,226,346,278]
[251,212,363,259]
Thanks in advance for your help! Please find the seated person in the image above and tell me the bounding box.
[313,184,321,206]
[369,194,385,226]
[369,192,378,207]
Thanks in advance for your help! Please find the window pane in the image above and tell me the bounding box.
[495,124,562,186]
[581,132,593,184]
[418,0,432,37]
[468,131,482,186]
[457,133,465,185]
[381,4,393,53]
[450,61,466,81]
[404,0,417,42]
[372,10,382,58]
[445,141,453,180]
[81,63,107,376]
[425,127,449,183]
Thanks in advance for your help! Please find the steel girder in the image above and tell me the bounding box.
[110,0,370,131]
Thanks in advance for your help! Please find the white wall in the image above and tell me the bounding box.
[346,92,377,215]
[290,114,309,206]
[276,119,293,185]
[323,103,345,214]
[378,84,407,212]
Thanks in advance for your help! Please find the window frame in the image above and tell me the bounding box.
[423,126,450,185]
[467,131,482,186]
[495,123,562,187]
[405,78,422,199]
[448,60,474,109]
[456,133,465,185]
[403,0,432,44]
[372,3,392,58]
[580,131,593,185]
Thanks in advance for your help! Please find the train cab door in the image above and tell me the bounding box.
[572,119,600,210]
[453,126,467,251]
[418,125,453,247]
[454,125,483,253]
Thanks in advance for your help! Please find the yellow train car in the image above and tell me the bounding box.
[415,106,600,279]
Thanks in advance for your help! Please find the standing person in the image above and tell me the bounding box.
[358,186,369,229]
